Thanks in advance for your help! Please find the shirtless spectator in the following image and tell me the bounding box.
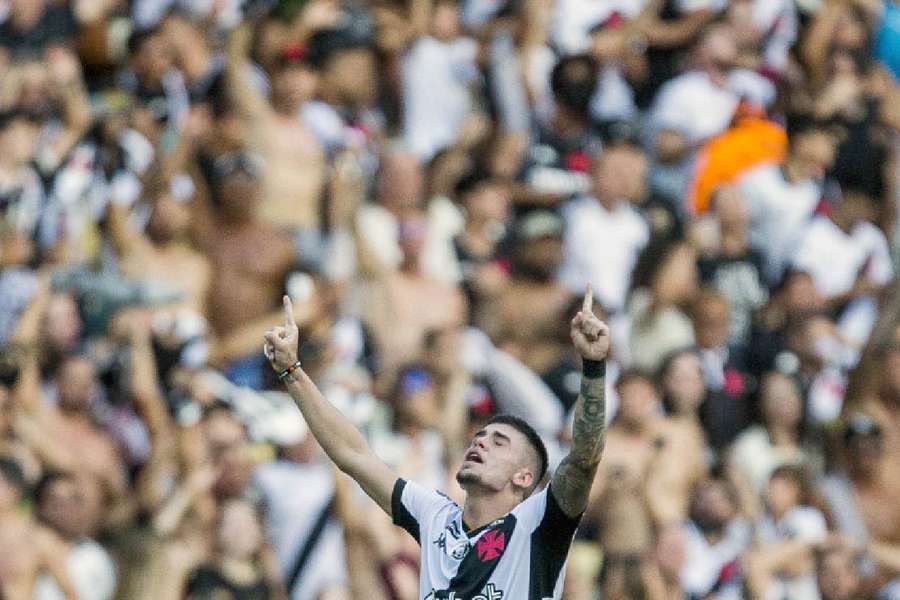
[0,458,78,600]
[359,211,465,385]
[107,174,212,318]
[585,371,706,558]
[479,210,575,378]
[197,153,297,388]
[226,23,325,253]
[45,355,128,501]
[33,471,117,600]
[820,415,900,597]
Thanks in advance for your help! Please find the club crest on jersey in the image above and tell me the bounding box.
[475,530,506,561]
[434,532,472,559]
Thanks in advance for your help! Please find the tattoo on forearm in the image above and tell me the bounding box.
[552,373,607,516]
[571,374,607,465]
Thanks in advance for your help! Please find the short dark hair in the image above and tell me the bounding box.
[485,415,549,484]
[0,457,27,497]
[550,54,598,117]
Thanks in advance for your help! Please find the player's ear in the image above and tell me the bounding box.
[511,468,534,493]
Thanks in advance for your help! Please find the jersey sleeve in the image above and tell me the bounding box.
[514,485,583,595]
[391,478,452,545]
[512,484,582,539]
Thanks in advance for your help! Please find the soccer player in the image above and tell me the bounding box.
[263,288,609,600]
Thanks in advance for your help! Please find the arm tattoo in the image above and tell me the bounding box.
[552,371,607,517]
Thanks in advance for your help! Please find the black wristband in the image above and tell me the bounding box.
[583,358,606,379]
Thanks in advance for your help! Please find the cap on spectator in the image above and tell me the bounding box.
[306,26,373,70]
[514,210,564,242]
[843,413,881,441]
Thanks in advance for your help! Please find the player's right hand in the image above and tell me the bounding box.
[263,295,300,372]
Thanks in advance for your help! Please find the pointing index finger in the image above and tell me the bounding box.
[583,285,593,315]
[283,295,296,330]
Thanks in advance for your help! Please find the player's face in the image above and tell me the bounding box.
[456,424,533,493]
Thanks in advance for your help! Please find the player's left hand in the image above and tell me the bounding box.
[570,286,610,362]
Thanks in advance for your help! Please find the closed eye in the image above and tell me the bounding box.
[492,431,510,447]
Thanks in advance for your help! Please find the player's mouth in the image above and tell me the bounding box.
[464,450,484,464]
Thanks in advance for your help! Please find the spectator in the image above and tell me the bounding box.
[185,498,285,599]
[728,371,810,495]
[628,238,698,372]
[744,465,828,600]
[225,23,326,259]
[198,153,297,389]
[820,414,900,597]
[561,142,650,317]
[680,476,752,599]
[402,0,479,161]
[0,1,899,598]
[480,210,574,379]
[738,121,838,285]
[254,436,349,600]
[691,288,752,441]
[696,185,769,348]
[649,24,773,146]
[816,542,865,600]
[0,457,79,599]
[33,472,117,600]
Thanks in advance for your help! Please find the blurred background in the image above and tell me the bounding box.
[1,0,900,598]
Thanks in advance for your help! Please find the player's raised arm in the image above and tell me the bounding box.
[264,296,398,515]
[551,287,610,518]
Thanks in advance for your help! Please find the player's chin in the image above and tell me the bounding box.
[456,465,480,487]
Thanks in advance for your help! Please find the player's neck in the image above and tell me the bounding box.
[462,488,520,531]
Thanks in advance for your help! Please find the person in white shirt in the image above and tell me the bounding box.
[560,143,650,315]
[355,148,464,285]
[403,0,480,161]
[551,0,648,56]
[738,123,838,284]
[791,185,894,351]
[263,289,614,600]
[649,24,774,145]
[745,465,828,600]
[254,438,348,600]
[680,477,752,598]
[792,186,893,303]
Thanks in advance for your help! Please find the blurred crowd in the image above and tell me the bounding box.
[1,0,900,598]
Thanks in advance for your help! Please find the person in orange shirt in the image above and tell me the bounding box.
[688,103,788,215]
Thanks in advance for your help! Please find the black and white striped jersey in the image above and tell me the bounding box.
[391,478,582,600]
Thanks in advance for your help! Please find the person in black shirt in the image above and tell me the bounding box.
[185,499,283,600]
[0,0,76,59]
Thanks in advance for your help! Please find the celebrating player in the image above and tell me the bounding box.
[263,288,608,599]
